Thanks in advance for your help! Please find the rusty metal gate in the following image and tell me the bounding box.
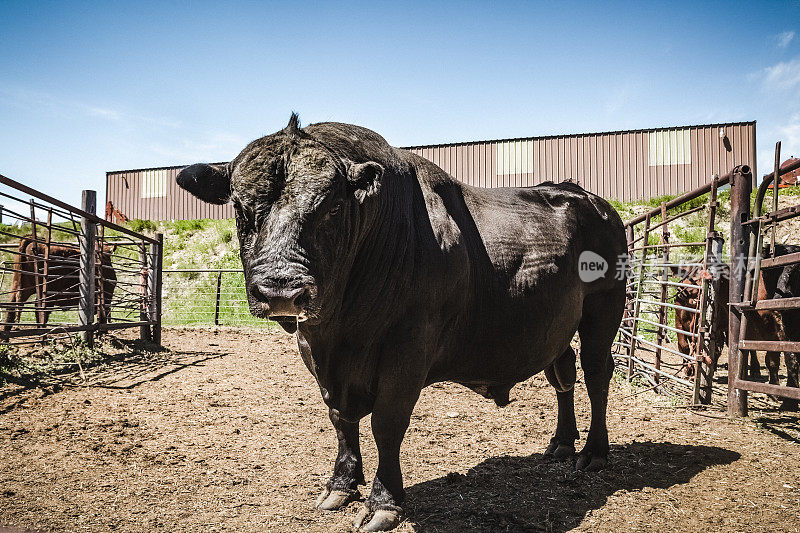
[613,168,747,404]
[0,173,163,348]
[728,144,800,416]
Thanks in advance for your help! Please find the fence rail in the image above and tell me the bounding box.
[614,169,739,404]
[728,147,800,416]
[0,173,162,347]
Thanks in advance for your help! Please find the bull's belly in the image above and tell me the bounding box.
[427,297,583,386]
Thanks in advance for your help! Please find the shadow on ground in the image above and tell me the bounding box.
[752,412,800,444]
[404,442,739,532]
[1,338,228,413]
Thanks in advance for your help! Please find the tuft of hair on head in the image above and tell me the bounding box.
[285,112,301,136]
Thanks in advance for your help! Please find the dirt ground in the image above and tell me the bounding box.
[1,328,799,533]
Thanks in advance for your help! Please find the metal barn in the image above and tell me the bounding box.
[106,121,756,221]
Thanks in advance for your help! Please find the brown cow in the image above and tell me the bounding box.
[674,245,799,409]
[673,263,729,380]
[2,236,116,335]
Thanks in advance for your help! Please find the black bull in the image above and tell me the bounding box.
[177,115,627,531]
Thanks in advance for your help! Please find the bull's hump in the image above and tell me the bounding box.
[303,122,393,155]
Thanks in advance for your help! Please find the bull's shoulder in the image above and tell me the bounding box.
[400,151,471,256]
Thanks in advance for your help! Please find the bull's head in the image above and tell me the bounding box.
[176,114,384,333]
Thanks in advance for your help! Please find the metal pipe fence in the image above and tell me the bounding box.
[613,170,735,404]
[728,147,800,416]
[0,173,162,348]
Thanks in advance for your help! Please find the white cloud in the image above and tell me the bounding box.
[0,85,181,128]
[88,106,122,120]
[759,114,800,173]
[778,114,800,158]
[778,31,795,48]
[604,86,631,115]
[148,132,247,163]
[761,57,800,91]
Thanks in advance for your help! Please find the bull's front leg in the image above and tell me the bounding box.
[352,386,420,532]
[315,408,364,510]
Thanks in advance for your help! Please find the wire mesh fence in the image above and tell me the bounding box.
[161,269,271,327]
[0,173,161,347]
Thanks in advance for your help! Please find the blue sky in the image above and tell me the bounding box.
[1,1,799,209]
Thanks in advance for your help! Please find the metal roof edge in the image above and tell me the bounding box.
[106,162,228,176]
[400,120,757,150]
[106,120,756,174]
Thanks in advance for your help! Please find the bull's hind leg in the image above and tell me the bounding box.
[576,289,625,471]
[765,351,782,401]
[780,352,800,411]
[315,408,364,511]
[543,347,578,460]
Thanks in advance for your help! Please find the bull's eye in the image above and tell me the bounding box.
[328,202,343,217]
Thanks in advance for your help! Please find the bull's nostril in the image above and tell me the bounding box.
[292,286,310,308]
[251,282,309,317]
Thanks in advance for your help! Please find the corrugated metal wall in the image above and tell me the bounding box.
[107,165,234,221]
[405,122,756,201]
[106,121,755,221]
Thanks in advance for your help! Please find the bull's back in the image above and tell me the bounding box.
[427,180,625,383]
[464,182,626,299]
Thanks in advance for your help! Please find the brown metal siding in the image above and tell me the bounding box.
[106,122,756,221]
[407,122,755,200]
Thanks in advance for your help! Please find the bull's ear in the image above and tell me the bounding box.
[347,161,384,203]
[176,163,231,204]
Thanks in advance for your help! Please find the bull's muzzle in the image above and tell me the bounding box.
[250,281,313,320]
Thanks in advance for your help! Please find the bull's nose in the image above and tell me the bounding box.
[251,283,308,316]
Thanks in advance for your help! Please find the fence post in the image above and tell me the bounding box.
[699,234,725,403]
[728,166,752,417]
[627,213,651,381]
[139,244,151,342]
[693,175,719,405]
[654,202,669,391]
[44,209,52,325]
[149,233,163,345]
[214,270,223,326]
[79,190,96,348]
[155,233,163,345]
[29,200,44,325]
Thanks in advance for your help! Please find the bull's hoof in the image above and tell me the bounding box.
[575,453,607,472]
[544,441,575,460]
[352,506,401,532]
[315,488,359,511]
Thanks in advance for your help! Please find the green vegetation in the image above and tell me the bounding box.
[124,218,276,329]
[127,219,158,233]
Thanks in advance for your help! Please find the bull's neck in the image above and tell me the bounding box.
[302,170,417,341]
